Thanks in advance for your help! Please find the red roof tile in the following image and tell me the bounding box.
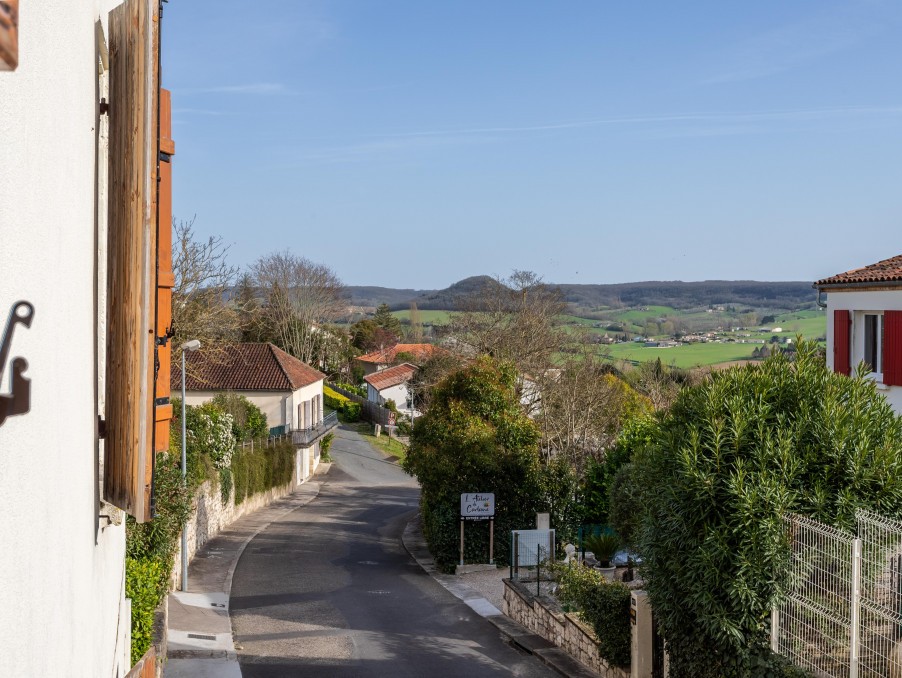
[816,254,902,287]
[364,363,417,391]
[171,343,325,392]
[356,343,442,364]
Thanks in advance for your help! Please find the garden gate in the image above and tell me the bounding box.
[773,511,902,677]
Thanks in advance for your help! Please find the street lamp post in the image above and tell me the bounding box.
[180,339,201,592]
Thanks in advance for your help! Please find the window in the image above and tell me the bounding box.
[863,314,883,375]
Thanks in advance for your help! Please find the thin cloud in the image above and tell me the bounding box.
[181,83,293,95]
[376,105,902,139]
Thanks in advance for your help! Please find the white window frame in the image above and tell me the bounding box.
[853,311,884,382]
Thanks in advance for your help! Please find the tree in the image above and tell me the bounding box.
[632,341,902,677]
[372,303,402,338]
[536,346,651,470]
[448,270,566,377]
[171,216,240,357]
[408,302,424,342]
[350,319,398,353]
[251,252,345,366]
[403,357,579,570]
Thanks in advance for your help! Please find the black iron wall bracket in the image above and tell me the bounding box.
[0,301,34,427]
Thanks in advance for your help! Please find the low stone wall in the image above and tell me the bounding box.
[503,579,629,678]
[172,477,295,589]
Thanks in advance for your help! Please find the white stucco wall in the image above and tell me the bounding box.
[0,2,131,675]
[290,379,324,429]
[825,289,902,413]
[369,382,410,412]
[184,390,289,430]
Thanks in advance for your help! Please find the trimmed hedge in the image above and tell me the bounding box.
[324,385,361,422]
[232,438,295,505]
[125,557,167,666]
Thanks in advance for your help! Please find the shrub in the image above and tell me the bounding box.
[634,340,902,677]
[211,392,268,440]
[320,432,335,461]
[341,401,361,422]
[583,533,620,567]
[554,563,631,666]
[126,557,168,665]
[324,386,361,422]
[404,357,579,570]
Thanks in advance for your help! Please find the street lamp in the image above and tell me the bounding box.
[180,339,201,592]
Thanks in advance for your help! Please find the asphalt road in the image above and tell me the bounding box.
[231,424,554,677]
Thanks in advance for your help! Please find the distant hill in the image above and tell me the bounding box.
[345,278,818,313]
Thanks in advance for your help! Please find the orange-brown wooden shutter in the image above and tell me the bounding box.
[884,311,902,387]
[155,89,174,451]
[104,0,160,523]
[833,310,851,376]
[0,0,18,71]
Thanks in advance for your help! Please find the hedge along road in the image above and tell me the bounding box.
[229,423,555,677]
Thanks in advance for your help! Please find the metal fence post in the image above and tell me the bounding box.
[850,537,862,678]
[771,605,779,653]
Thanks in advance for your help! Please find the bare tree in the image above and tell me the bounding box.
[251,251,345,365]
[447,270,566,377]
[172,216,240,357]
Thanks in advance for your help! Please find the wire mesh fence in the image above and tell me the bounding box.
[510,529,556,595]
[774,510,902,678]
[857,510,902,677]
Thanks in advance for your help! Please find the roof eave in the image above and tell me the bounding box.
[814,280,902,291]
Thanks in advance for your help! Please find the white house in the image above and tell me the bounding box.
[364,363,418,416]
[815,254,902,413]
[175,343,337,482]
[1,0,170,674]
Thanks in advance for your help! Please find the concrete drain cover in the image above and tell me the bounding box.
[187,633,217,641]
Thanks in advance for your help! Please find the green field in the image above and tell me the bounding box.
[391,309,452,325]
[600,341,759,369]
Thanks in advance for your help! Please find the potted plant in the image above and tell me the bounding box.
[583,533,620,580]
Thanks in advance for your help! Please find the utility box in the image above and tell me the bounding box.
[631,590,654,678]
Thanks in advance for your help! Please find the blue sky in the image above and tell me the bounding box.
[163,1,902,289]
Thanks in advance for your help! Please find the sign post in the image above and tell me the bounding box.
[460,493,495,566]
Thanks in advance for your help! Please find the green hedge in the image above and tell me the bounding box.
[553,562,631,667]
[232,438,295,505]
[125,557,168,666]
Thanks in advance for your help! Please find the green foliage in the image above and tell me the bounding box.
[634,340,902,677]
[608,463,642,546]
[553,563,631,666]
[126,557,168,665]
[219,466,233,503]
[582,415,657,524]
[190,402,236,470]
[320,432,335,461]
[583,533,620,566]
[211,392,268,440]
[404,356,579,570]
[332,381,367,398]
[373,303,403,337]
[232,438,295,505]
[324,386,361,422]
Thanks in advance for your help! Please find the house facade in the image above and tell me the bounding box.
[0,0,170,674]
[815,254,902,413]
[364,363,418,416]
[356,343,441,376]
[175,343,336,482]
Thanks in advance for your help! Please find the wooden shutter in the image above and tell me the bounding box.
[104,0,159,522]
[155,89,175,451]
[884,311,902,386]
[833,310,851,376]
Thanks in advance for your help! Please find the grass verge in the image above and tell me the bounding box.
[346,421,409,465]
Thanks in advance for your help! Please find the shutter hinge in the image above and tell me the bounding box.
[99,98,110,116]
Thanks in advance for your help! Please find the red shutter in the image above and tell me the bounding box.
[884,311,902,386]
[834,310,851,376]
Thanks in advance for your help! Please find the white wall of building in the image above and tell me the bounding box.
[369,382,410,412]
[825,289,902,413]
[0,1,131,675]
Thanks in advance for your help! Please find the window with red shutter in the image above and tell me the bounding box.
[834,310,851,376]
[884,311,902,387]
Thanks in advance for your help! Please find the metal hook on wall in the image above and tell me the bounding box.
[0,300,34,427]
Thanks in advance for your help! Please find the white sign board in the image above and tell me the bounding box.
[460,493,494,520]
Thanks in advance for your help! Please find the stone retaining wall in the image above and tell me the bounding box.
[503,579,629,678]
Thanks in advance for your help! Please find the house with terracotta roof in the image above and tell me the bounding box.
[815,253,902,412]
[364,363,418,417]
[355,343,442,376]
[172,342,337,481]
